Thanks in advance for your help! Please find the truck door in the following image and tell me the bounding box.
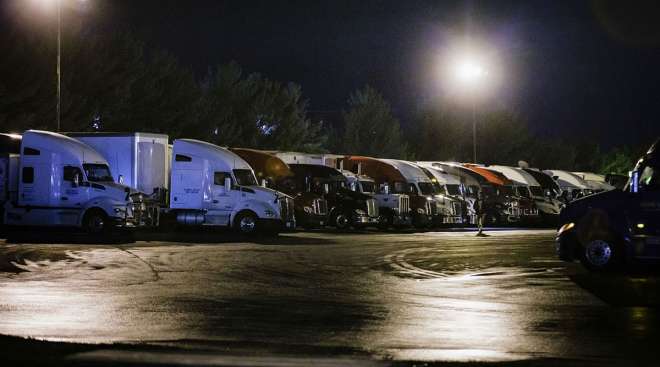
[58,166,86,225]
[62,166,87,207]
[210,172,235,225]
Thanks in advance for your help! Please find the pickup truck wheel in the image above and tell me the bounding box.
[580,239,618,271]
[235,212,258,234]
[334,213,351,230]
[83,210,108,234]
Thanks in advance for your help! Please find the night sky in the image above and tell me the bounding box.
[5,0,660,147]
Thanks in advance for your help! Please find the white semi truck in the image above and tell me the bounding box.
[1,130,140,232]
[71,133,296,233]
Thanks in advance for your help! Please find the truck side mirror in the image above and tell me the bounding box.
[261,179,267,188]
[225,177,232,192]
[383,184,390,194]
[72,173,80,188]
[118,174,124,184]
[323,183,329,194]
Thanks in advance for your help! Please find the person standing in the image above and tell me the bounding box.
[475,188,486,236]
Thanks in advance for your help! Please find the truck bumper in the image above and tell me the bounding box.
[353,214,380,228]
[296,213,328,229]
[392,213,412,227]
[413,213,432,228]
[257,218,296,232]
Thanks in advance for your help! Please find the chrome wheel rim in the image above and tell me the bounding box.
[239,216,256,232]
[585,240,612,267]
[336,215,349,228]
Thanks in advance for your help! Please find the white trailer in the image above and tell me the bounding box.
[1,130,139,232]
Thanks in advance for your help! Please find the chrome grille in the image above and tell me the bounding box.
[425,201,433,215]
[398,196,410,214]
[452,201,461,216]
[279,197,295,221]
[313,198,328,215]
[366,198,379,217]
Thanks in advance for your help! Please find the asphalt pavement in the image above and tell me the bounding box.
[0,228,659,366]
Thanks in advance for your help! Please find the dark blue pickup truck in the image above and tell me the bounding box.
[556,139,660,271]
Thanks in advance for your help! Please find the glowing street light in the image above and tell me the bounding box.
[451,54,489,163]
[35,0,88,132]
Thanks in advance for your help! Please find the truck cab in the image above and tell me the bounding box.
[230,148,328,229]
[170,139,295,233]
[286,164,379,229]
[2,130,139,232]
[557,139,660,271]
[544,170,591,203]
[339,166,412,229]
[462,164,524,225]
[416,164,468,226]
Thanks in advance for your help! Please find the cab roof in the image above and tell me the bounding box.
[463,164,512,186]
[22,130,107,165]
[173,139,251,171]
[346,156,407,184]
[487,165,540,187]
[230,148,293,180]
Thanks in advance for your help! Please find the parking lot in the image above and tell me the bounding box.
[0,229,659,366]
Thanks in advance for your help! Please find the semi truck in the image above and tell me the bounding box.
[347,156,435,228]
[276,153,412,229]
[286,163,380,229]
[416,163,473,225]
[557,138,660,271]
[544,170,591,202]
[487,165,559,225]
[1,130,141,233]
[230,148,328,229]
[70,133,296,234]
[338,162,412,229]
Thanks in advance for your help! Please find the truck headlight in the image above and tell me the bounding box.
[416,208,425,214]
[557,222,575,236]
[303,206,313,214]
[264,209,275,217]
[355,209,366,215]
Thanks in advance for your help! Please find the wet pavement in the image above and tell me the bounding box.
[0,229,659,366]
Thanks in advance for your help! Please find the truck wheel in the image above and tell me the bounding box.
[234,212,258,234]
[580,239,619,271]
[83,210,108,234]
[334,213,351,230]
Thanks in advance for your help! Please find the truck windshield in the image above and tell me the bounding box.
[446,184,462,196]
[418,182,435,195]
[499,186,515,196]
[83,164,114,182]
[529,186,544,197]
[639,165,660,191]
[233,169,258,186]
[515,186,531,198]
[360,181,376,194]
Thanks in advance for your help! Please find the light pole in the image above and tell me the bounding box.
[454,58,486,163]
[56,0,61,132]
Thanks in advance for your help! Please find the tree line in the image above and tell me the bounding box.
[0,26,645,174]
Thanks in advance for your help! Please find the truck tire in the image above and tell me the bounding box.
[580,238,619,271]
[83,209,108,234]
[234,211,258,234]
[334,212,351,230]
